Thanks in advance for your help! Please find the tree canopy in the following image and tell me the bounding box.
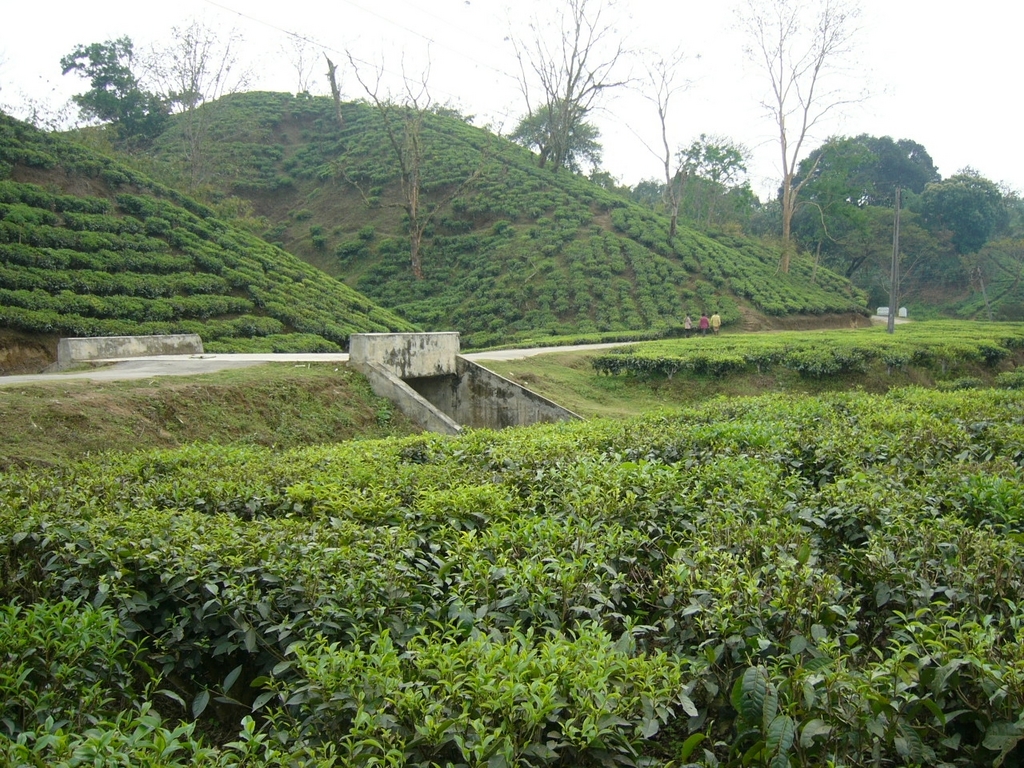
[918,169,1009,255]
[509,103,602,174]
[794,134,939,207]
[60,37,168,142]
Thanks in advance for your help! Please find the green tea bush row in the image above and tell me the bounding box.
[593,322,1024,380]
[0,599,140,738]
[0,288,252,321]
[3,387,1024,764]
[1,121,416,348]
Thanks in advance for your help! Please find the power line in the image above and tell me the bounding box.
[201,0,520,109]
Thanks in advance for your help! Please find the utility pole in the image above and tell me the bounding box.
[887,186,901,334]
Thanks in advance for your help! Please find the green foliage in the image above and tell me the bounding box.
[957,238,1024,321]
[935,376,984,391]
[794,134,940,207]
[269,626,683,765]
[510,102,603,173]
[919,169,1010,255]
[592,322,1024,382]
[138,92,867,339]
[0,114,417,348]
[60,37,169,143]
[4,385,1024,764]
[996,368,1024,389]
[0,599,142,738]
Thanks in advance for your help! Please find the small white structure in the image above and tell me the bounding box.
[876,307,908,318]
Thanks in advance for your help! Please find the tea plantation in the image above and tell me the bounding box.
[3,382,1024,766]
[0,113,416,352]
[145,92,869,346]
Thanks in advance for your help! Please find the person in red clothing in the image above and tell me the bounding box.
[698,313,710,336]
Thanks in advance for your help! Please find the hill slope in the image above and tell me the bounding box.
[0,112,417,359]
[148,92,868,346]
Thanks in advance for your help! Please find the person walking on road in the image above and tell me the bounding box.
[710,312,721,335]
[699,313,710,336]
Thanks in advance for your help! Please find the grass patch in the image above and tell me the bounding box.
[0,363,416,468]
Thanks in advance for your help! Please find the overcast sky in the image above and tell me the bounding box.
[1,0,1020,200]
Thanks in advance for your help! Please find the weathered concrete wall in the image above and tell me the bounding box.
[349,333,459,379]
[409,357,581,430]
[350,332,579,433]
[56,334,204,368]
[357,361,462,436]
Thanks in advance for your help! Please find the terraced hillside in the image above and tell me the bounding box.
[147,92,869,347]
[0,112,416,361]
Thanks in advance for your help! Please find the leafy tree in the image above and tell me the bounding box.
[510,0,627,172]
[740,0,862,272]
[792,135,942,284]
[860,136,938,201]
[918,169,1008,255]
[969,238,1024,319]
[678,134,750,227]
[60,37,168,142]
[509,102,602,174]
[630,178,666,209]
[843,207,947,305]
[795,134,939,207]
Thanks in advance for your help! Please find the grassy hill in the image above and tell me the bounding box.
[146,92,868,347]
[0,112,417,362]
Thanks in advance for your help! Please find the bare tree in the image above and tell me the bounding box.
[280,35,319,96]
[153,20,251,190]
[510,0,629,172]
[346,54,485,280]
[741,0,860,272]
[638,50,690,242]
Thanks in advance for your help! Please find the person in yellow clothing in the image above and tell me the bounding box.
[710,312,721,335]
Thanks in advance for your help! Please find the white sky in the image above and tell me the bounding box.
[1,0,1021,200]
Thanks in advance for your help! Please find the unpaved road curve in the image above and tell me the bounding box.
[0,343,629,387]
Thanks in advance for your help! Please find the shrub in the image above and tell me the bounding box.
[995,369,1024,390]
[0,599,143,738]
[936,376,984,391]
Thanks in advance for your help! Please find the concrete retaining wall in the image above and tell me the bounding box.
[409,357,581,430]
[56,334,204,368]
[349,332,580,433]
[349,332,460,379]
[358,361,462,436]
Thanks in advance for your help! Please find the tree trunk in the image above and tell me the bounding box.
[325,56,345,128]
[410,232,423,280]
[780,173,795,273]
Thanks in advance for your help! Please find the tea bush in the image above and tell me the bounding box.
[0,117,416,349]
[593,322,1024,383]
[3,387,1024,764]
